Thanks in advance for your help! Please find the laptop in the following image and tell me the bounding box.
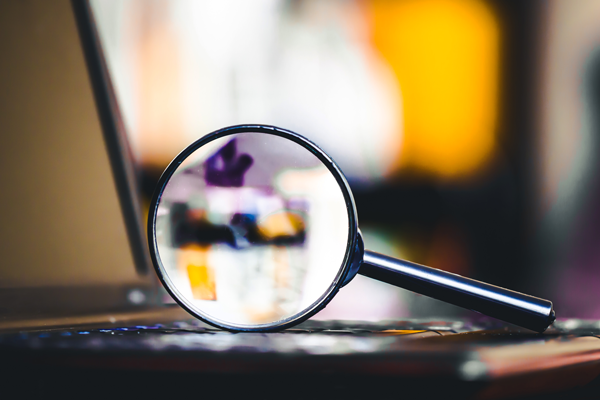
[1,1,600,399]
[0,0,184,334]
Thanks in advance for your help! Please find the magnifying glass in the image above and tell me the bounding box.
[148,125,555,333]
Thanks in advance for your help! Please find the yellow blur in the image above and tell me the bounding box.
[369,0,499,179]
[179,244,217,301]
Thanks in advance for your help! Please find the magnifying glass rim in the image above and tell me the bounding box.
[147,124,359,332]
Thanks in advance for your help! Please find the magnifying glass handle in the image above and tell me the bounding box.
[359,250,555,332]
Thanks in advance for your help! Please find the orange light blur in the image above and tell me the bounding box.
[368,0,499,179]
[178,244,216,301]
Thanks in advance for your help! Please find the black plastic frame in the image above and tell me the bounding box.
[148,125,359,332]
[71,0,150,275]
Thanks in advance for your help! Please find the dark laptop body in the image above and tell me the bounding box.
[1,1,600,399]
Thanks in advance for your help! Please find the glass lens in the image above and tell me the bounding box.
[153,132,350,328]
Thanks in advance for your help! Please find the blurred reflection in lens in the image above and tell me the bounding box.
[154,132,349,327]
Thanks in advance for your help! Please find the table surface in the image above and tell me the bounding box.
[2,314,600,399]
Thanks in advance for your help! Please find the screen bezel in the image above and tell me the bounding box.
[72,0,151,276]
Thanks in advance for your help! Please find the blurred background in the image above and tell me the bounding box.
[91,0,600,320]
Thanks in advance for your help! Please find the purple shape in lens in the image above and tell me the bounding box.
[204,139,253,187]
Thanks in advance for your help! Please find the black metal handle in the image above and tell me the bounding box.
[359,250,555,332]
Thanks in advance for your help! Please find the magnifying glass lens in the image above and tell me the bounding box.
[153,131,350,329]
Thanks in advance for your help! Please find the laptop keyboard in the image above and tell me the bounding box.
[2,318,597,355]
[0,318,516,353]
